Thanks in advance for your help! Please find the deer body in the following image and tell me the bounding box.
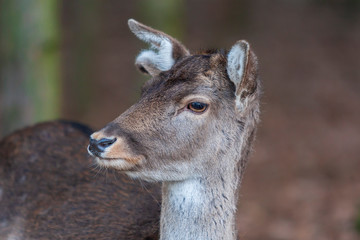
[89,19,261,240]
[0,121,160,239]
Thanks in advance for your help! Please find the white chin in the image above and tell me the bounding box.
[95,157,134,170]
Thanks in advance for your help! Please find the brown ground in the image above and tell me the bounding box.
[61,1,360,239]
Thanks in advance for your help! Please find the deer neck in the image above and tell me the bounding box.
[160,165,239,240]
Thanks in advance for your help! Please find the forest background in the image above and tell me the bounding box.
[0,0,359,239]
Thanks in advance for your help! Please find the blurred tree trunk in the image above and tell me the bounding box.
[0,0,60,137]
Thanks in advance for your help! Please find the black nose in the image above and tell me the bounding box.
[89,137,117,155]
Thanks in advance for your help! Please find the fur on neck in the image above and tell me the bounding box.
[160,169,238,240]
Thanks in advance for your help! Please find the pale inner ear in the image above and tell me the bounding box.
[227,40,250,87]
[227,40,257,111]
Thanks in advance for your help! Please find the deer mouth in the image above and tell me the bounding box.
[87,146,143,171]
[87,143,145,172]
[94,157,137,171]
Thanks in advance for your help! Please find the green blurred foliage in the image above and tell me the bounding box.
[136,0,185,40]
[0,0,60,136]
[356,206,360,234]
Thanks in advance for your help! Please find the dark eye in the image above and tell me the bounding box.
[187,102,208,113]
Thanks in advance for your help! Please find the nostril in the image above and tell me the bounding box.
[97,138,117,151]
[90,138,97,146]
[89,137,116,155]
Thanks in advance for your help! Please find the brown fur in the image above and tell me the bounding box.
[0,121,160,239]
[104,137,144,164]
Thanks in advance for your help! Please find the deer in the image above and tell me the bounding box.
[0,120,161,239]
[88,19,261,240]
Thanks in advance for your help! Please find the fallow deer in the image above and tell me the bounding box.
[88,19,261,240]
[0,121,160,239]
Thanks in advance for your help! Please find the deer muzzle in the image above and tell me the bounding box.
[88,130,145,170]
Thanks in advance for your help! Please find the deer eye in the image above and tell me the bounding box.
[187,102,208,113]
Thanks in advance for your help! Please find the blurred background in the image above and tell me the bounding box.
[0,0,359,239]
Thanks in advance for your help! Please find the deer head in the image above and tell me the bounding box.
[88,19,260,182]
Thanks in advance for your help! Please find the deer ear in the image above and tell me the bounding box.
[128,19,190,76]
[227,40,259,112]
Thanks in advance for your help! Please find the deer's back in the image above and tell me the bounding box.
[0,121,160,240]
